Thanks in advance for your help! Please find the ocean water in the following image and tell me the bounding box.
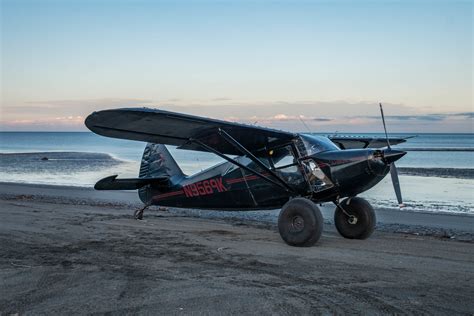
[1,132,473,214]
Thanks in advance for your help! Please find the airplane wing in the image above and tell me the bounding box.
[329,136,409,149]
[85,108,296,155]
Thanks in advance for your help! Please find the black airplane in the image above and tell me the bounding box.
[85,104,407,246]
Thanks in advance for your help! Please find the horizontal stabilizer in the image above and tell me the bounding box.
[329,136,411,149]
[94,175,169,190]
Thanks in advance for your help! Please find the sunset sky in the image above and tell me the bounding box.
[1,0,472,132]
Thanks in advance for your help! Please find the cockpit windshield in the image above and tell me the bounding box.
[299,134,340,155]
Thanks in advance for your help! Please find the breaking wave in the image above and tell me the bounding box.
[0,152,125,174]
[397,147,474,152]
[398,167,474,179]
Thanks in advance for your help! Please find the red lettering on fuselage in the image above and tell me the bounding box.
[183,185,194,197]
[183,178,227,198]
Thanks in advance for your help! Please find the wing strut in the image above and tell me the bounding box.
[190,138,295,193]
[217,128,296,193]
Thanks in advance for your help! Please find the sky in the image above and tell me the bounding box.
[1,0,472,132]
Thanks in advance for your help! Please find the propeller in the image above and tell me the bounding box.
[379,103,405,208]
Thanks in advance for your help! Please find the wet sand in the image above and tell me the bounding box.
[1,183,473,314]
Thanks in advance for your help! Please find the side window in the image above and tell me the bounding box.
[270,145,296,169]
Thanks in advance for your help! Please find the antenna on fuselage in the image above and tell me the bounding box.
[379,103,391,149]
[299,116,311,133]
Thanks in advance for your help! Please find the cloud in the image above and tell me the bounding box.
[0,117,86,131]
[149,100,418,119]
[2,98,152,120]
[239,114,333,125]
[364,112,474,122]
[1,98,472,132]
[451,112,474,118]
[27,98,152,107]
[313,118,333,122]
[273,114,289,120]
[211,97,233,102]
[368,114,446,121]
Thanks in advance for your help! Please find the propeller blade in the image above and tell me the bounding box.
[379,103,405,208]
[379,103,391,149]
[390,163,404,208]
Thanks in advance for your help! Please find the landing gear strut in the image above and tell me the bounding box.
[334,197,376,239]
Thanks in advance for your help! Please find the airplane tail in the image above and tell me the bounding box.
[94,143,184,204]
[139,143,184,178]
[138,143,184,203]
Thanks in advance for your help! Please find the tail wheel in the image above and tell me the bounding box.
[134,208,144,220]
[278,198,323,247]
[334,197,375,239]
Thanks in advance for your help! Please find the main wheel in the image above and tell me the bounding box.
[334,197,375,239]
[278,198,323,247]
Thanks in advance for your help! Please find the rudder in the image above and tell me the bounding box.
[138,143,184,203]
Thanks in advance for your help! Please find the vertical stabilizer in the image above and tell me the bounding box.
[139,143,184,178]
[138,143,184,203]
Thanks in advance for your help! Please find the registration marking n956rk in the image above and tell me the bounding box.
[183,178,227,197]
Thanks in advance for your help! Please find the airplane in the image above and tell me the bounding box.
[85,103,407,247]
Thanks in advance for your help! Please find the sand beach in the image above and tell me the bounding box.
[1,183,473,314]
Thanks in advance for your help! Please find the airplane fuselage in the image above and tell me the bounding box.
[139,142,403,210]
